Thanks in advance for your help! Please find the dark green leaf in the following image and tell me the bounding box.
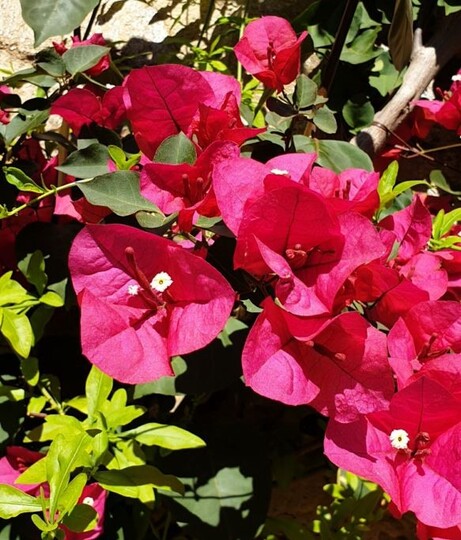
[154,133,197,165]
[0,485,41,518]
[62,46,110,77]
[56,144,110,178]
[4,167,45,194]
[341,28,381,64]
[19,0,100,47]
[342,98,374,132]
[77,171,161,216]
[388,0,413,70]
[18,250,47,295]
[62,503,97,533]
[36,49,66,77]
[3,107,50,145]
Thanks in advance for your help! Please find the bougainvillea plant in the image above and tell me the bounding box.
[1,1,461,538]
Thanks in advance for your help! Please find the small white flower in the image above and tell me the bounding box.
[390,429,410,450]
[127,284,140,296]
[451,74,461,82]
[150,271,173,292]
[270,168,289,176]
[83,496,95,506]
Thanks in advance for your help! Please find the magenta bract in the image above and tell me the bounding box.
[234,16,307,92]
[69,224,235,383]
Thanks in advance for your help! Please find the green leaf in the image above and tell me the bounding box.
[19,0,100,47]
[27,395,47,415]
[313,106,337,134]
[0,385,25,401]
[135,210,172,229]
[391,180,430,198]
[438,0,461,14]
[36,49,66,77]
[378,160,399,203]
[86,366,113,419]
[62,45,110,77]
[94,465,184,499]
[25,415,85,442]
[369,52,405,96]
[55,144,110,178]
[39,291,64,307]
[340,28,381,64]
[62,503,97,533]
[108,145,141,171]
[18,251,47,295]
[133,356,187,398]
[342,98,374,132]
[3,105,50,145]
[47,433,92,520]
[296,139,373,172]
[58,473,87,515]
[78,172,161,216]
[154,133,197,165]
[104,405,145,430]
[0,272,35,306]
[31,513,52,532]
[1,309,34,358]
[294,75,318,109]
[430,169,461,195]
[16,457,47,486]
[388,0,413,70]
[0,485,41,518]
[4,167,45,194]
[121,423,206,450]
[21,356,40,386]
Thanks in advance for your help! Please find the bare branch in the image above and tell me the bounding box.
[352,12,461,157]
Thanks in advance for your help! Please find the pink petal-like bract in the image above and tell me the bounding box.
[234,16,307,92]
[242,299,393,421]
[123,65,214,158]
[69,224,235,383]
[325,377,461,528]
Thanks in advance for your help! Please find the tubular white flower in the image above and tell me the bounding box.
[150,272,173,292]
[83,496,95,506]
[390,429,410,450]
[270,168,289,175]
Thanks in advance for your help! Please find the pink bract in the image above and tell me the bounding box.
[325,377,461,528]
[69,224,235,383]
[234,16,307,92]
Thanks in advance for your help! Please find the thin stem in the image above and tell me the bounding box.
[2,179,92,219]
[39,383,65,415]
[320,0,360,94]
[83,2,101,41]
[197,0,215,48]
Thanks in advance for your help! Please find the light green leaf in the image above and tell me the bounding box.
[104,405,145,430]
[1,309,34,358]
[0,385,25,401]
[94,465,184,499]
[47,433,92,520]
[58,473,87,515]
[39,291,64,307]
[27,395,47,415]
[121,423,206,450]
[56,144,110,178]
[4,167,45,194]
[31,513,51,532]
[65,396,88,415]
[388,0,413,71]
[62,46,110,77]
[25,415,85,442]
[19,0,100,47]
[0,485,41,518]
[0,271,35,306]
[18,251,47,295]
[62,503,97,533]
[108,146,141,171]
[154,133,197,165]
[77,172,161,216]
[86,366,113,419]
[391,180,430,198]
[378,160,399,202]
[430,169,461,195]
[16,457,47,486]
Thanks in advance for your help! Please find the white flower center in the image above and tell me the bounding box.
[390,429,410,450]
[270,168,289,176]
[150,272,173,292]
[127,284,140,296]
[83,496,95,506]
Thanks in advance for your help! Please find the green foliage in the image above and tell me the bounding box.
[62,45,110,77]
[4,167,45,194]
[430,208,461,251]
[77,171,162,216]
[154,133,198,165]
[19,0,100,46]
[56,144,111,178]
[388,0,413,70]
